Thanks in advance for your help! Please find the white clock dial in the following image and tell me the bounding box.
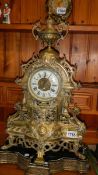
[28,68,61,101]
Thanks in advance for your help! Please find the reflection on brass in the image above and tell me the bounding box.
[1,0,89,174]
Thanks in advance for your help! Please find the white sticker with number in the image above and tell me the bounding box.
[66,131,77,138]
[57,7,66,15]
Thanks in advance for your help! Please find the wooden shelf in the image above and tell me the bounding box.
[68,25,98,32]
[0,24,33,31]
[0,24,98,32]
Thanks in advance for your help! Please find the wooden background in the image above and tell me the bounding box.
[0,0,98,145]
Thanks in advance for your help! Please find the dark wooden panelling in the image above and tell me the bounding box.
[20,33,39,63]
[72,88,98,113]
[10,0,21,24]
[72,0,91,25]
[21,0,46,23]
[0,86,3,104]
[70,34,88,82]
[0,32,4,77]
[89,0,98,25]
[86,34,98,82]
[0,32,20,80]
[0,107,5,122]
[0,82,22,122]
[3,32,20,79]
[79,114,98,130]
[20,0,46,23]
[72,92,93,111]
[59,34,71,60]
[21,0,38,23]
[0,82,22,105]
[4,106,16,121]
[6,87,22,105]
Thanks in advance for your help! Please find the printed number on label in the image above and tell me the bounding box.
[57,7,66,15]
[66,131,77,138]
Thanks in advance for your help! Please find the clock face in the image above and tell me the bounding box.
[28,68,61,101]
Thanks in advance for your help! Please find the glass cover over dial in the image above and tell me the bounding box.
[28,68,61,101]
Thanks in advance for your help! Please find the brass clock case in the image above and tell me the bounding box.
[1,0,87,171]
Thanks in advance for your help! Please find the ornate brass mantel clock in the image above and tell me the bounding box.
[0,0,89,174]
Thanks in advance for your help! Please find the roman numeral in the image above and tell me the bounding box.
[51,88,55,92]
[33,87,37,91]
[52,84,57,87]
[37,91,40,95]
[32,83,36,85]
